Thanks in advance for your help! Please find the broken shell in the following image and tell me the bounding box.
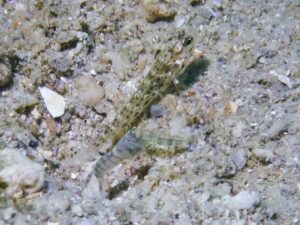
[223,101,238,117]
[39,87,66,118]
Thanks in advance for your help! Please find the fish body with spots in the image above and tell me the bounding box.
[90,29,202,184]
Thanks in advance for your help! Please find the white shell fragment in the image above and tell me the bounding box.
[269,70,293,88]
[39,86,66,118]
[276,74,293,89]
[175,17,185,28]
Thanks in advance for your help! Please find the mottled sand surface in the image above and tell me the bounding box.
[0,1,300,224]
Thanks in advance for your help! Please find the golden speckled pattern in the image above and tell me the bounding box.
[91,29,199,183]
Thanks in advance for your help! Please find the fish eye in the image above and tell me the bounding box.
[183,36,193,46]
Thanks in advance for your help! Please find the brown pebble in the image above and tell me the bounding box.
[144,4,176,23]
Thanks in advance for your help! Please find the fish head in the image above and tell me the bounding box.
[155,29,198,75]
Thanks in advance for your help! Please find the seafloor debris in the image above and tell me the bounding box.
[142,1,176,23]
[0,148,44,198]
[222,190,261,210]
[39,87,66,118]
[76,76,105,107]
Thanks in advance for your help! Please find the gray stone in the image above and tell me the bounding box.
[48,56,71,76]
[223,191,260,210]
[150,104,165,118]
[231,150,247,170]
[0,148,44,198]
[72,204,84,217]
[252,148,275,164]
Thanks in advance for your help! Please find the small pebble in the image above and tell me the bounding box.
[108,51,129,80]
[12,91,39,113]
[48,56,71,76]
[201,7,214,20]
[258,57,266,64]
[55,79,66,94]
[262,115,293,140]
[31,107,42,120]
[72,204,83,217]
[71,172,78,179]
[37,191,71,215]
[150,105,165,118]
[212,0,222,9]
[252,148,275,164]
[76,76,105,107]
[231,150,247,170]
[0,148,44,198]
[144,2,176,23]
[2,207,15,220]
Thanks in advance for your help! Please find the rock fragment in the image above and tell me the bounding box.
[12,91,39,113]
[39,87,66,118]
[230,149,247,170]
[33,191,72,217]
[71,204,83,217]
[76,76,105,107]
[107,51,130,80]
[143,1,176,23]
[48,56,71,77]
[212,0,223,9]
[0,148,44,198]
[1,207,15,221]
[252,148,275,164]
[269,70,293,88]
[262,115,293,140]
[201,7,215,21]
[223,190,260,210]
